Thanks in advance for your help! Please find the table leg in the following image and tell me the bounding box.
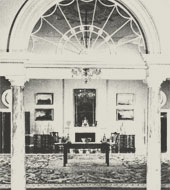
[64,147,68,167]
[106,147,109,166]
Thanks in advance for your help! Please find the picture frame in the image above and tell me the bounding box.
[35,93,53,105]
[116,109,134,120]
[116,93,134,106]
[35,109,54,121]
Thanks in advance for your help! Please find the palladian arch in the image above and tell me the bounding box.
[8,0,160,54]
[26,0,147,58]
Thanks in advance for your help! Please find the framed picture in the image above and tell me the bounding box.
[117,109,134,120]
[35,93,53,105]
[116,93,134,106]
[35,109,54,121]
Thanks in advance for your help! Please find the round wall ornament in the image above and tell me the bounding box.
[160,91,167,108]
[1,89,12,108]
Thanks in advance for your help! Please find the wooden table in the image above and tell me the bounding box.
[63,143,110,167]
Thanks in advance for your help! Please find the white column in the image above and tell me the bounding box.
[146,76,163,190]
[7,76,28,190]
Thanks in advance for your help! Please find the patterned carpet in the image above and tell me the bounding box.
[0,153,170,187]
[26,154,147,184]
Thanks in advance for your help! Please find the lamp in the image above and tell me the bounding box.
[72,68,101,83]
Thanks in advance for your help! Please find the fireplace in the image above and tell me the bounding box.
[75,133,95,142]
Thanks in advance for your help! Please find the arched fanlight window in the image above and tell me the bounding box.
[28,0,146,55]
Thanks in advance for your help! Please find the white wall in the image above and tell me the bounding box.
[107,80,148,154]
[24,79,63,136]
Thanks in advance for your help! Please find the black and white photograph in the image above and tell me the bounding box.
[0,0,170,190]
[35,93,54,105]
[35,109,54,121]
[116,93,134,106]
[116,109,134,120]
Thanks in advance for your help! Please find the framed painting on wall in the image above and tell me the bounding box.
[35,93,53,105]
[116,93,134,106]
[116,109,134,120]
[35,109,54,121]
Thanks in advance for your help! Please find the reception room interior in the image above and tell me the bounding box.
[0,0,170,190]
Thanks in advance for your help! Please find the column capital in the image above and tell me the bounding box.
[144,76,165,89]
[143,65,167,89]
[5,75,29,87]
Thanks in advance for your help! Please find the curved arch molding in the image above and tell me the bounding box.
[7,0,160,54]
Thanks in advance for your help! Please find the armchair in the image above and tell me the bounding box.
[110,132,120,153]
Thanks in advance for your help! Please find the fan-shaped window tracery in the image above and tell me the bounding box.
[28,0,146,55]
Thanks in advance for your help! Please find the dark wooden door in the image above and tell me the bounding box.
[161,112,167,153]
[0,112,31,153]
[25,112,30,134]
[0,112,11,153]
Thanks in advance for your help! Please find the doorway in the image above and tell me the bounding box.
[0,112,11,153]
[161,112,167,153]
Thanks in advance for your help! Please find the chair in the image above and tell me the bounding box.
[110,132,120,153]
